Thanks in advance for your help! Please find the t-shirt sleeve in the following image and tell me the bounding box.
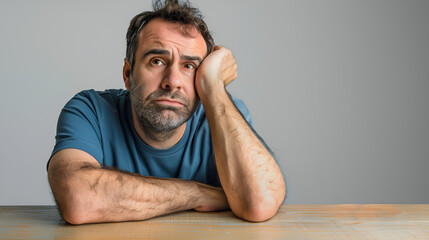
[47,91,103,169]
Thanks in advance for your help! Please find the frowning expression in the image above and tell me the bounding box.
[125,18,207,132]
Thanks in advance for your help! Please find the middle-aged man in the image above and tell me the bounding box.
[47,0,286,224]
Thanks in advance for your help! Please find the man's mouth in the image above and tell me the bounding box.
[154,98,184,107]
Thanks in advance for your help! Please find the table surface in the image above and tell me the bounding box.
[1,204,428,240]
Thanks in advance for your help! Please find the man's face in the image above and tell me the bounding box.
[127,18,207,133]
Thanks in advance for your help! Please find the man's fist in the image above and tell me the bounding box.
[195,46,237,102]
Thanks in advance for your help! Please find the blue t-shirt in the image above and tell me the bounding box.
[49,89,252,187]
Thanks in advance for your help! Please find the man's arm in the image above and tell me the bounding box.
[195,46,286,222]
[48,148,229,224]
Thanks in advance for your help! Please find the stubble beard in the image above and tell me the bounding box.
[129,74,200,140]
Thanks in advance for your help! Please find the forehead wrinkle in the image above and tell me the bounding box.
[140,27,193,50]
[137,19,207,61]
[141,39,204,62]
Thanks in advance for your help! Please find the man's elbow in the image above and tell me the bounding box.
[55,193,93,225]
[237,201,281,222]
[63,206,93,225]
[61,208,86,225]
[236,188,286,222]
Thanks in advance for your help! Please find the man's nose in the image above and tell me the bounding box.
[161,65,183,91]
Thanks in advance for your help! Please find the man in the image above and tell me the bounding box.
[47,0,285,224]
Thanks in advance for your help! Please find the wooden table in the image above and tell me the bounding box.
[1,205,428,239]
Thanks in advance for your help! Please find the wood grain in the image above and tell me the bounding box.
[1,205,428,239]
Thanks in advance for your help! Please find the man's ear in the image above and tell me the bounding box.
[123,59,131,90]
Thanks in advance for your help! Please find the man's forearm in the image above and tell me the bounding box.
[201,88,286,222]
[49,160,228,224]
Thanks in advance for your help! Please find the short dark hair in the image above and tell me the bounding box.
[126,0,214,71]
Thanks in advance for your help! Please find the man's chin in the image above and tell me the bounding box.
[158,110,182,120]
[146,118,185,133]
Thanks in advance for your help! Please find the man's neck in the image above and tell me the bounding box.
[131,107,186,149]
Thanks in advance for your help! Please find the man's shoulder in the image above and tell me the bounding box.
[60,89,131,124]
[67,89,129,108]
[73,89,129,101]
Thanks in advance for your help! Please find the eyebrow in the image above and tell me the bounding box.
[143,49,169,58]
[181,55,202,64]
[143,48,202,64]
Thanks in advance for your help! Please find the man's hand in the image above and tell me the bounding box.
[194,185,229,212]
[195,46,237,102]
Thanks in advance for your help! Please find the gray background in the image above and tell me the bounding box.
[1,0,428,205]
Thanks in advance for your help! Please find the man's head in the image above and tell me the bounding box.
[126,0,214,73]
[123,0,213,137]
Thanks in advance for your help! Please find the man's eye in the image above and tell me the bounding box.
[185,64,195,70]
[151,59,164,66]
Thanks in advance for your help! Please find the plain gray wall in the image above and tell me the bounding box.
[1,0,428,205]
